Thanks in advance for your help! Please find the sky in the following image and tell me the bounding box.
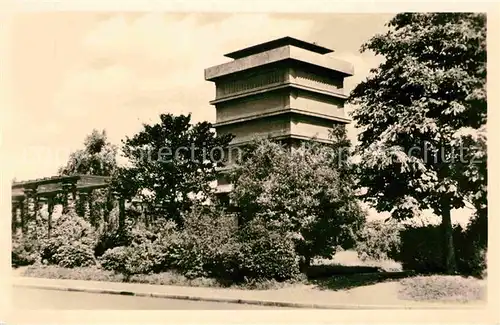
[2,12,475,224]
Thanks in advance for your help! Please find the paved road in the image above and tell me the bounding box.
[12,287,288,310]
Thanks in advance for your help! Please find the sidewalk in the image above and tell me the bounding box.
[12,276,486,309]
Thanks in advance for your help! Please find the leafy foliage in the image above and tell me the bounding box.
[59,129,118,176]
[230,132,366,267]
[382,222,486,276]
[58,129,119,228]
[12,234,41,266]
[355,220,403,261]
[454,216,487,277]
[398,225,446,273]
[97,206,303,282]
[117,113,233,224]
[13,212,98,268]
[94,218,134,257]
[52,242,96,268]
[238,217,300,281]
[99,246,130,274]
[98,219,177,276]
[11,216,51,267]
[349,13,486,273]
[40,211,97,265]
[174,207,241,279]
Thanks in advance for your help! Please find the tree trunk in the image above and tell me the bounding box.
[441,202,457,274]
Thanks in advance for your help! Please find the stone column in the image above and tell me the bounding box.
[15,202,23,236]
[24,187,37,222]
[78,191,91,220]
[87,190,95,227]
[11,201,18,234]
[47,196,55,239]
[61,181,77,214]
[19,199,25,235]
[23,187,38,236]
[35,197,45,223]
[104,189,114,224]
[112,191,126,230]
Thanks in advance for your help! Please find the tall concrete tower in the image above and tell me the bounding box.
[204,36,354,195]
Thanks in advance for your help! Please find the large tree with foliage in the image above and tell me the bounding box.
[230,127,366,270]
[349,13,486,273]
[59,129,118,176]
[58,129,119,227]
[117,113,233,224]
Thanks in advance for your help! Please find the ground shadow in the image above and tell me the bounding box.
[307,264,415,291]
[306,264,382,278]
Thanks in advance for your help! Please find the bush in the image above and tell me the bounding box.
[229,137,366,266]
[355,220,402,261]
[157,208,300,282]
[454,216,487,277]
[123,241,157,275]
[99,246,129,274]
[99,240,169,278]
[457,246,486,278]
[12,235,41,266]
[238,217,300,281]
[99,220,187,278]
[52,242,96,268]
[396,222,487,276]
[174,208,241,280]
[397,225,445,273]
[353,216,486,277]
[40,212,97,264]
[150,229,183,273]
[94,217,172,258]
[94,221,134,257]
[11,219,50,267]
[12,213,97,268]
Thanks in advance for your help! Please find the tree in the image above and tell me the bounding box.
[58,129,119,227]
[348,13,486,273]
[59,129,118,176]
[118,113,233,224]
[230,128,366,270]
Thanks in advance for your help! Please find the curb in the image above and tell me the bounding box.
[14,283,337,309]
[13,283,484,310]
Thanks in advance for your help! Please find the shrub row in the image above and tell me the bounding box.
[13,208,301,282]
[355,217,487,277]
[99,211,301,282]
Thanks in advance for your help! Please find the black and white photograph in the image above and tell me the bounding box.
[1,2,495,323]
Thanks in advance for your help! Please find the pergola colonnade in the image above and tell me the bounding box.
[11,174,127,238]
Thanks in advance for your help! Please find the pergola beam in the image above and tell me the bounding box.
[11,174,114,238]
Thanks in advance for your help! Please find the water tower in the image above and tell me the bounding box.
[204,36,354,195]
